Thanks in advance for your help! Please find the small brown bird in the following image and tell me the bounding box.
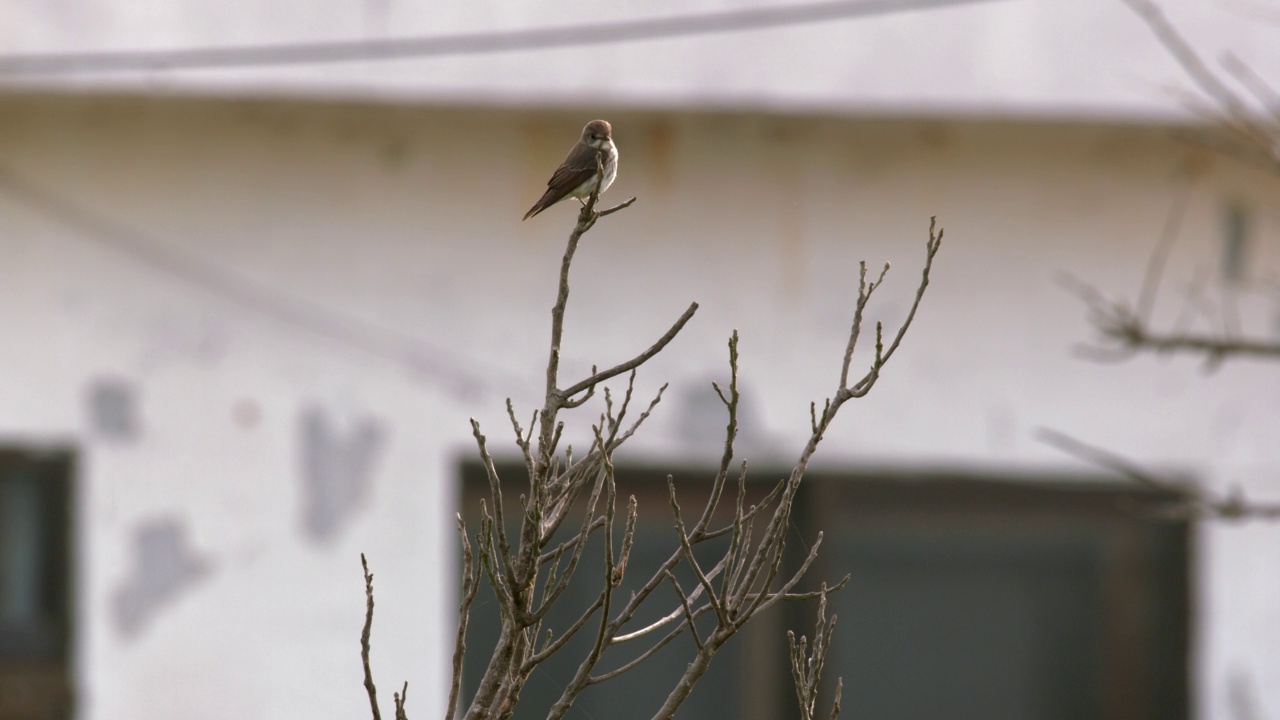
[523,120,618,221]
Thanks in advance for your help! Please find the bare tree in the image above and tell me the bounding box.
[1066,0,1280,367]
[1054,0,1280,518]
[358,166,944,719]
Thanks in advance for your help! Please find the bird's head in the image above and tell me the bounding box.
[581,120,613,148]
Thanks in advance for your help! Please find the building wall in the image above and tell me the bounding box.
[0,95,1277,719]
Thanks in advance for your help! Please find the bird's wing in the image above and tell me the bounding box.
[523,142,605,220]
[544,142,602,198]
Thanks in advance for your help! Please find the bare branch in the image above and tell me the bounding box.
[838,261,890,390]
[848,220,943,398]
[1136,187,1191,323]
[721,462,750,599]
[505,400,537,479]
[693,332,741,539]
[469,419,517,591]
[522,593,605,669]
[1120,0,1279,172]
[561,366,598,410]
[559,303,699,401]
[1122,0,1250,118]
[612,557,727,644]
[541,428,622,720]
[536,168,638,472]
[587,607,709,685]
[667,476,730,628]
[598,197,638,217]
[744,531,826,621]
[742,576,851,603]
[1039,428,1280,521]
[614,496,638,587]
[446,516,479,720]
[665,570,705,652]
[789,586,841,720]
[703,475,788,541]
[649,632,728,720]
[394,682,409,720]
[537,515,606,564]
[1102,328,1280,360]
[529,465,608,624]
[611,382,669,448]
[361,554,383,720]
[1223,53,1280,125]
[1063,268,1280,363]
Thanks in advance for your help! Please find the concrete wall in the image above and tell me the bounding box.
[0,95,1278,718]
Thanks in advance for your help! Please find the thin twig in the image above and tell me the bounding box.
[788,586,840,720]
[361,554,383,720]
[394,682,409,720]
[1135,187,1190,322]
[528,465,608,624]
[537,516,607,564]
[469,419,517,593]
[612,557,727,644]
[1039,428,1280,520]
[559,303,699,401]
[522,594,605,669]
[848,220,943,398]
[668,476,730,628]
[586,608,710,684]
[665,570,705,652]
[446,516,478,720]
[694,332,741,540]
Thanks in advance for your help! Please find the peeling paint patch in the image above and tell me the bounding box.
[298,405,385,545]
[112,518,211,639]
[85,376,140,442]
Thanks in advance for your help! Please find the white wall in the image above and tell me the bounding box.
[0,95,1278,718]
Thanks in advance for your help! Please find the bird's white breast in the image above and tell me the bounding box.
[601,141,618,193]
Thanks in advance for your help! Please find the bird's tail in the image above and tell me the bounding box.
[522,189,559,221]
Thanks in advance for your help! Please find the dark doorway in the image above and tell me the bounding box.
[0,447,75,720]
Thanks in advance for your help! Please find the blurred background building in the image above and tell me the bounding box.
[0,1,1278,718]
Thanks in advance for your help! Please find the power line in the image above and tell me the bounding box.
[0,163,507,399]
[0,0,1009,75]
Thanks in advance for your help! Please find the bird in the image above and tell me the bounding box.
[523,119,618,221]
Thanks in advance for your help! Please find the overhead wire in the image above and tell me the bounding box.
[0,0,1011,75]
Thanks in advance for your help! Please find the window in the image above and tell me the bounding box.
[798,471,1189,720]
[0,447,75,720]
[459,463,1188,720]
